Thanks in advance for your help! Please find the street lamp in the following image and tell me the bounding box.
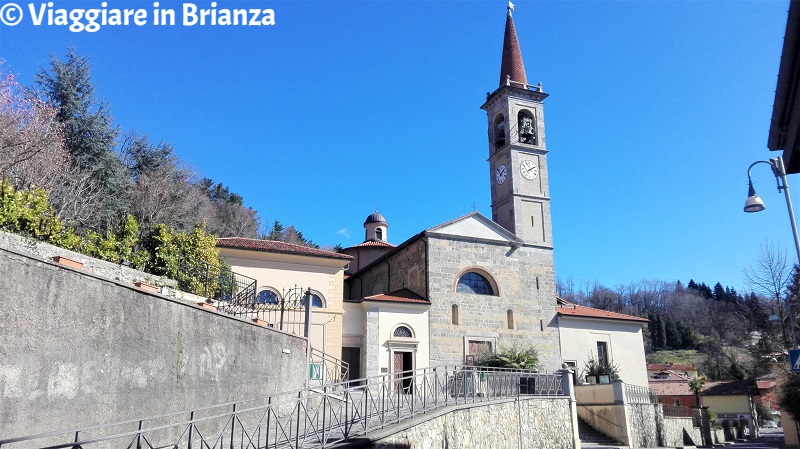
[744,156,799,348]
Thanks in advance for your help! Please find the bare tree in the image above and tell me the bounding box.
[0,71,66,187]
[744,240,793,347]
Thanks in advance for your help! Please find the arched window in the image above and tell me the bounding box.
[376,228,383,240]
[517,110,536,144]
[300,292,325,308]
[457,272,494,295]
[393,325,413,338]
[507,309,514,330]
[493,114,506,147]
[256,289,279,304]
[452,304,460,325]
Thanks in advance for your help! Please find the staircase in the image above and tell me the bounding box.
[578,417,624,448]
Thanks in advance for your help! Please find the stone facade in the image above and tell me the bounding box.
[426,234,560,370]
[348,239,427,301]
[368,398,575,449]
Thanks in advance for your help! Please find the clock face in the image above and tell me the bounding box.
[495,164,508,185]
[520,160,539,180]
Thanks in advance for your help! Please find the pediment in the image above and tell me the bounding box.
[425,212,522,244]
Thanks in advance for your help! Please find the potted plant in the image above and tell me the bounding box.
[584,355,620,384]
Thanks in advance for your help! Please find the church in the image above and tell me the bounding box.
[336,5,560,378]
[217,5,648,386]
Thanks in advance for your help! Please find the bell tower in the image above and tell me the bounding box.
[481,6,552,247]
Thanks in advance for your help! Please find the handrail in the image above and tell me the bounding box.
[0,365,565,448]
[577,404,626,432]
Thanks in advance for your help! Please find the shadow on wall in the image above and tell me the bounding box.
[348,440,411,449]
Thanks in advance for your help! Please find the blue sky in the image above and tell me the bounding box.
[0,0,793,293]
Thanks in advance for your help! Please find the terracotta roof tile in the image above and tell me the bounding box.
[703,380,759,396]
[500,10,527,86]
[353,240,396,248]
[756,381,775,390]
[648,381,693,397]
[217,237,353,261]
[556,303,649,323]
[363,289,429,304]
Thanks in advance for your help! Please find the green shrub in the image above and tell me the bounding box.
[0,180,81,249]
[477,344,540,370]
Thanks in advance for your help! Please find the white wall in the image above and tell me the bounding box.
[374,303,430,374]
[558,316,648,387]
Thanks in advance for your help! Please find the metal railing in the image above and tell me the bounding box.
[624,384,658,404]
[662,404,693,418]
[0,365,565,449]
[309,349,349,389]
[217,286,310,336]
[177,258,257,305]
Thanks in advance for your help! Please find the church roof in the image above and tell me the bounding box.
[556,299,649,323]
[499,8,527,87]
[217,237,353,261]
[363,289,429,304]
[426,211,523,245]
[364,211,387,225]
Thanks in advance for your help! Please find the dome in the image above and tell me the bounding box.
[364,211,387,225]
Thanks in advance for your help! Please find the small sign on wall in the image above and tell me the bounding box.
[465,355,475,366]
[309,363,323,380]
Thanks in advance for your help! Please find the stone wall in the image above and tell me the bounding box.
[349,239,427,302]
[0,230,175,290]
[625,403,660,448]
[366,397,575,449]
[0,246,308,438]
[661,417,701,447]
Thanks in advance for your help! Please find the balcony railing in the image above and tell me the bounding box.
[624,384,658,404]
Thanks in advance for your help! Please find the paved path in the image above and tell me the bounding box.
[722,428,786,449]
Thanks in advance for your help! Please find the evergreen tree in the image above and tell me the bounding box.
[687,279,698,290]
[665,316,682,349]
[656,314,667,350]
[676,320,696,349]
[713,282,726,302]
[35,48,128,230]
[647,313,658,349]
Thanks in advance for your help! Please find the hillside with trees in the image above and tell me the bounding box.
[557,255,799,383]
[0,49,319,246]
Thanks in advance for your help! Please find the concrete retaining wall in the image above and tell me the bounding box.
[0,246,308,438]
[366,397,575,449]
[578,405,628,445]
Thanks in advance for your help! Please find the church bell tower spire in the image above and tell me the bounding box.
[499,6,527,87]
[481,5,553,248]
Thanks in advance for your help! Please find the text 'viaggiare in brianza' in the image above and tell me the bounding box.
[0,1,276,32]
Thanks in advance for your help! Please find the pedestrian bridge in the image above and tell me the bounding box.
[0,366,576,449]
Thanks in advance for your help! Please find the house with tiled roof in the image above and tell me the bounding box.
[701,379,761,439]
[556,299,649,387]
[216,237,352,360]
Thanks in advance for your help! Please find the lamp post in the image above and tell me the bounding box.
[744,156,799,349]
